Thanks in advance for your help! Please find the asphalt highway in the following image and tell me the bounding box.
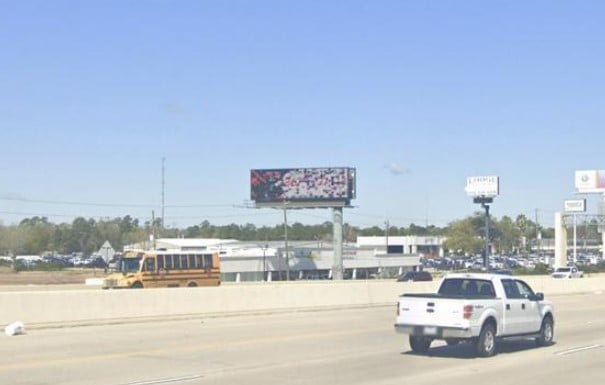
[1,292,604,385]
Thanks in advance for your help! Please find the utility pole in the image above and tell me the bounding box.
[385,220,389,253]
[161,157,166,231]
[535,208,540,256]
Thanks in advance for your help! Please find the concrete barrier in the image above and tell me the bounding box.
[1,274,603,329]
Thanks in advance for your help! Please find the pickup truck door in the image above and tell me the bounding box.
[513,279,542,333]
[501,279,524,335]
[501,279,542,335]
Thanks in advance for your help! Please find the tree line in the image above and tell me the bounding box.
[0,212,600,257]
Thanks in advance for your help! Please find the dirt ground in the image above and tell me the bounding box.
[0,267,104,285]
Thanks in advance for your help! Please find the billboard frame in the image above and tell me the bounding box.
[250,167,356,209]
[465,175,500,198]
[575,170,605,194]
[564,199,587,213]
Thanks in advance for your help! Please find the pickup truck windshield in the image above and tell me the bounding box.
[438,278,495,297]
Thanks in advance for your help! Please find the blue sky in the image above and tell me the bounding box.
[2,0,605,229]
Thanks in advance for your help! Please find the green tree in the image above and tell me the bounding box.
[494,216,521,254]
[443,218,484,255]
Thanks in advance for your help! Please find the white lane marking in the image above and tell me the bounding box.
[555,344,603,356]
[120,374,203,385]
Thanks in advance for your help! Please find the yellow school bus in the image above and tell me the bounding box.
[102,249,220,289]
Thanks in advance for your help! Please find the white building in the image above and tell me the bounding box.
[131,237,441,282]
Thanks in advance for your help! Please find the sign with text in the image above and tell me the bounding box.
[564,199,586,213]
[465,175,499,197]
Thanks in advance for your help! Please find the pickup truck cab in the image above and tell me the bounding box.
[394,273,554,357]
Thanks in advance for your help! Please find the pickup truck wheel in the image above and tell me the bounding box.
[409,336,432,354]
[536,316,554,346]
[476,323,497,357]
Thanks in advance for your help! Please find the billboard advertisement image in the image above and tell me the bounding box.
[251,167,356,207]
[575,170,605,193]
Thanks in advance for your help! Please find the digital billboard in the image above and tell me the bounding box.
[251,167,356,207]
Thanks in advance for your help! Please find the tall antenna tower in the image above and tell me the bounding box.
[161,157,166,230]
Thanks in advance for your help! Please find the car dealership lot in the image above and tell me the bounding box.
[1,292,604,385]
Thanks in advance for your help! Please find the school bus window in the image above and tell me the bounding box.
[188,255,195,269]
[157,255,164,270]
[165,255,173,269]
[181,255,188,269]
[174,255,181,269]
[195,255,202,268]
[204,254,212,268]
[144,258,155,272]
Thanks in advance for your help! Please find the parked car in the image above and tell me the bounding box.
[551,266,583,279]
[397,271,433,282]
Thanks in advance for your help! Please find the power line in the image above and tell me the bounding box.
[0,196,235,209]
[0,196,157,208]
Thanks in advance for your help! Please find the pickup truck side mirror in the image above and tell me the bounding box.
[530,292,544,301]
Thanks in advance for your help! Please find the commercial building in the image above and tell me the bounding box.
[131,235,446,282]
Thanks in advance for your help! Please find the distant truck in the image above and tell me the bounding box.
[394,273,554,357]
[551,266,583,279]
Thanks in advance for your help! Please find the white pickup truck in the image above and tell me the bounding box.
[551,266,583,279]
[394,273,554,357]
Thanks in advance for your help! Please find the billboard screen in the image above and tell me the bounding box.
[575,170,605,193]
[251,167,356,206]
[465,175,499,197]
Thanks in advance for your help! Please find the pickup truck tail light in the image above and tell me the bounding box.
[463,305,473,320]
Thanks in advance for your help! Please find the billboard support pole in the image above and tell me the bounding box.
[283,202,289,281]
[554,212,567,269]
[332,207,344,280]
[472,195,494,270]
[602,194,605,262]
[466,175,498,270]
[573,213,577,265]
[482,202,490,270]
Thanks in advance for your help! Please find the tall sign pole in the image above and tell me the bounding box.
[465,176,499,270]
[332,207,344,280]
[601,194,605,263]
[574,170,605,263]
[283,202,289,281]
[563,199,587,265]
